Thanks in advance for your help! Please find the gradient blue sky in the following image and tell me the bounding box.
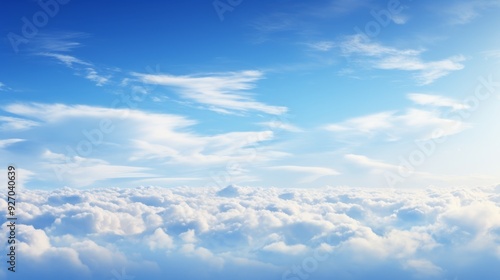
[1,0,500,189]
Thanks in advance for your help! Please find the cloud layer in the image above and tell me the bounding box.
[2,185,499,279]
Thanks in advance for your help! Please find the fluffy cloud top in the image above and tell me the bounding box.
[1,185,499,279]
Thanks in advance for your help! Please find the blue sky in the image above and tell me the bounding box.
[2,1,500,280]
[1,0,500,190]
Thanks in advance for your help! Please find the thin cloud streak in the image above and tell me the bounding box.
[134,70,288,115]
[340,35,465,85]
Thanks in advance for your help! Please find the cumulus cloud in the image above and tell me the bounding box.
[146,228,174,250]
[2,185,499,279]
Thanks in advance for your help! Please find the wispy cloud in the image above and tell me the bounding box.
[30,32,87,52]
[250,0,367,43]
[391,13,409,25]
[0,116,40,130]
[32,33,110,86]
[268,165,340,183]
[129,130,279,166]
[0,138,25,149]
[2,102,287,186]
[344,154,397,172]
[85,68,109,86]
[344,153,482,184]
[305,41,336,52]
[258,121,302,132]
[39,52,91,67]
[134,70,287,115]
[445,0,500,25]
[39,52,109,86]
[408,93,468,110]
[482,50,500,61]
[0,82,8,91]
[42,150,156,187]
[309,0,370,18]
[340,35,465,84]
[325,94,469,140]
[325,111,394,134]
[251,12,298,34]
[326,109,467,141]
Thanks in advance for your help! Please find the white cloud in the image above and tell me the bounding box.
[5,185,500,279]
[134,70,287,115]
[311,0,369,17]
[42,150,157,187]
[10,224,91,279]
[258,120,302,132]
[391,13,409,25]
[445,1,500,25]
[1,103,286,186]
[85,68,109,86]
[0,81,9,91]
[262,241,308,255]
[146,228,174,250]
[39,52,91,67]
[32,32,87,52]
[306,41,335,51]
[250,13,298,35]
[17,224,51,255]
[344,154,397,172]
[3,168,36,190]
[344,153,481,186]
[404,259,444,277]
[3,102,192,126]
[483,49,500,61]
[324,94,468,141]
[0,138,25,149]
[325,111,394,134]
[38,52,110,87]
[268,165,340,183]
[340,35,465,84]
[0,116,39,130]
[180,229,197,244]
[408,93,469,110]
